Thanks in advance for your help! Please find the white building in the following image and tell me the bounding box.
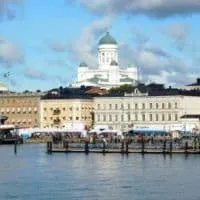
[74,32,138,89]
[185,78,200,90]
[93,89,200,134]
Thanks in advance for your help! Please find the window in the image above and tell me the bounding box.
[97,104,100,109]
[168,103,171,109]
[149,114,152,121]
[135,104,138,109]
[121,115,124,122]
[149,103,153,109]
[109,104,112,109]
[103,115,106,122]
[103,104,106,109]
[69,117,72,120]
[135,114,138,121]
[175,114,178,121]
[121,104,124,109]
[44,107,47,111]
[109,115,112,121]
[76,117,79,120]
[156,103,159,109]
[63,117,66,120]
[162,103,165,109]
[128,104,130,109]
[142,114,145,121]
[168,114,171,121]
[175,102,178,109]
[127,114,130,121]
[97,115,100,121]
[142,103,145,109]
[162,114,165,121]
[115,115,118,121]
[156,114,159,121]
[115,104,118,109]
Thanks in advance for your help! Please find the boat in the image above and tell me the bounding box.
[0,125,23,144]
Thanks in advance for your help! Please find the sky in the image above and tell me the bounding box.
[0,0,200,92]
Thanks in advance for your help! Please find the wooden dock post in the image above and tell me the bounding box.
[14,140,17,155]
[184,141,188,154]
[163,140,166,153]
[121,142,124,153]
[194,137,197,151]
[85,141,89,153]
[103,142,106,154]
[141,138,145,154]
[169,141,172,154]
[63,140,69,150]
[125,142,129,154]
[47,141,52,153]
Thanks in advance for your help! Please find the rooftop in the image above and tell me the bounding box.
[99,32,117,45]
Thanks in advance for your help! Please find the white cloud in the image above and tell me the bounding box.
[24,67,46,80]
[0,0,24,20]
[162,23,191,50]
[72,0,200,18]
[0,37,23,66]
[68,16,113,67]
[47,40,67,53]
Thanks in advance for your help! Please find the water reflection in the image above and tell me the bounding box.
[0,144,200,200]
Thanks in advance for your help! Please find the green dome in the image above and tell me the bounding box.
[99,32,117,45]
[79,62,88,67]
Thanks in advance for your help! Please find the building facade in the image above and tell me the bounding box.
[0,93,43,128]
[93,94,200,133]
[74,32,138,89]
[185,78,200,90]
[40,98,94,129]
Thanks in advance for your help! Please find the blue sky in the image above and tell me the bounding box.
[0,0,200,91]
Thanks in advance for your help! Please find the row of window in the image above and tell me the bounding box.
[97,102,178,110]
[44,107,93,111]
[96,113,178,122]
[0,107,37,112]
[43,116,92,121]
[0,99,36,104]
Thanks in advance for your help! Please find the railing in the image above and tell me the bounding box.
[47,139,200,154]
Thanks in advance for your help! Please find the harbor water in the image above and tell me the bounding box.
[0,144,200,200]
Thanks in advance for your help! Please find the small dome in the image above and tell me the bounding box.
[110,60,118,66]
[99,32,117,45]
[79,62,88,67]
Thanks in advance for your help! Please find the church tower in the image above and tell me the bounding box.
[98,32,118,70]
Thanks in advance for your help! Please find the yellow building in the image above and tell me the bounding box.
[0,92,43,128]
[40,98,94,129]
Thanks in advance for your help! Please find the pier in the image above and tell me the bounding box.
[47,140,200,154]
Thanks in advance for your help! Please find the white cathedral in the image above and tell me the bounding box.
[74,32,138,89]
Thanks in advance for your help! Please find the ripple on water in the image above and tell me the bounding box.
[1,144,200,200]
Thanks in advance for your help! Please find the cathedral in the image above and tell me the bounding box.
[74,32,138,89]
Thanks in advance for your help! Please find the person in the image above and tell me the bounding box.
[103,137,107,144]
